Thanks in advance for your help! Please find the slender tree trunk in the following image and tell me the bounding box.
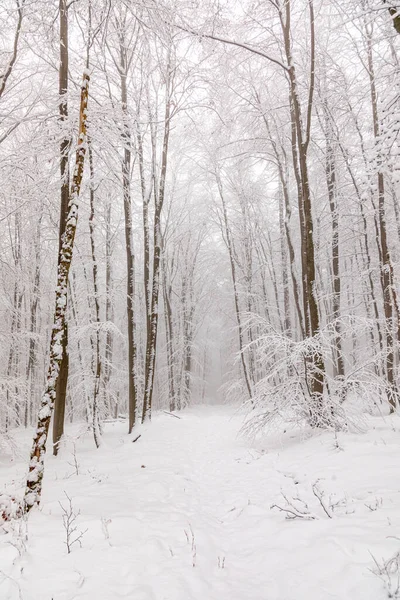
[6,281,22,429]
[278,187,291,334]
[216,173,253,400]
[161,243,176,410]
[24,68,90,512]
[333,119,384,356]
[323,105,345,383]
[366,19,399,410]
[280,0,326,418]
[142,63,172,422]
[88,142,101,448]
[25,214,42,427]
[136,121,152,344]
[182,301,195,406]
[69,274,92,424]
[53,0,70,456]
[119,35,138,433]
[103,201,114,416]
[255,97,302,336]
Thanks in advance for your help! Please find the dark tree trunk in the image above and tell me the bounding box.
[366,18,400,410]
[216,173,253,400]
[142,61,172,422]
[119,32,138,433]
[88,142,101,447]
[322,104,345,383]
[280,0,326,419]
[53,0,70,456]
[103,202,114,416]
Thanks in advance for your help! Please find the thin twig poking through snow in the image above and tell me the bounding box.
[370,550,400,598]
[271,481,349,521]
[4,517,28,557]
[101,517,112,546]
[312,481,333,519]
[67,442,79,477]
[271,492,316,520]
[184,524,197,567]
[59,492,87,554]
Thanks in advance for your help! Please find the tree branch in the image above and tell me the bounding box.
[173,23,290,72]
[0,0,25,100]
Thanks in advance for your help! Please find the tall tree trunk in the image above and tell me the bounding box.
[278,187,291,335]
[161,242,176,410]
[254,96,301,336]
[69,274,92,424]
[365,18,399,410]
[332,115,384,356]
[119,33,138,433]
[53,0,70,456]
[103,201,114,416]
[5,211,23,429]
[136,121,152,347]
[25,214,42,427]
[142,62,172,422]
[216,173,253,400]
[280,0,326,418]
[88,142,101,447]
[25,68,90,512]
[322,104,345,383]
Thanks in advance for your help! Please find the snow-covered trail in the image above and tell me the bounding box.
[1,404,400,599]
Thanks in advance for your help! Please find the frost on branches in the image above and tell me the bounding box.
[24,70,90,513]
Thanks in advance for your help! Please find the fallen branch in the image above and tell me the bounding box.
[163,410,182,419]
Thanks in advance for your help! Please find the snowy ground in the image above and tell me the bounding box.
[1,404,400,599]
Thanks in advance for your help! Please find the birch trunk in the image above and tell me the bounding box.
[24,69,90,512]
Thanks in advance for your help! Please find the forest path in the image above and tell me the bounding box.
[0,404,399,599]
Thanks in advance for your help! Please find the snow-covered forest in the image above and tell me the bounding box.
[1,0,400,598]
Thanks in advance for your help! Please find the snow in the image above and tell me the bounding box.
[1,405,400,599]
[37,405,52,420]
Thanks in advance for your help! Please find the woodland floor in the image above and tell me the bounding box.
[1,404,400,599]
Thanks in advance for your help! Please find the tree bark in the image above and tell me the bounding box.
[88,142,101,447]
[119,32,138,433]
[280,0,326,417]
[103,201,114,416]
[25,214,42,427]
[216,173,253,400]
[142,60,172,422]
[365,18,399,410]
[53,0,70,456]
[24,68,90,512]
[322,103,345,383]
